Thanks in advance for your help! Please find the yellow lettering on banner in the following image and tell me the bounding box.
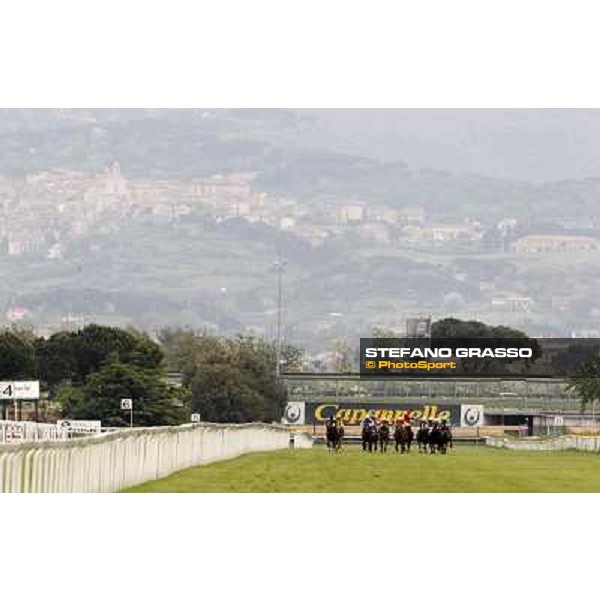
[336,409,352,423]
[393,410,407,422]
[439,410,451,421]
[410,410,422,420]
[348,409,367,425]
[315,404,338,422]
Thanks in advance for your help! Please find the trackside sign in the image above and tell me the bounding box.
[0,381,40,400]
[57,420,102,435]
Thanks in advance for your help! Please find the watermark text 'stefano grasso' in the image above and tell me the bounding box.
[360,338,600,378]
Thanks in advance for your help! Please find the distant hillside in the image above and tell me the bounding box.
[1,109,600,227]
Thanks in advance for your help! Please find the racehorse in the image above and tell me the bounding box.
[394,425,415,454]
[326,421,341,452]
[428,423,453,455]
[379,422,391,453]
[362,423,379,453]
[334,420,345,452]
[437,425,453,455]
[395,424,414,454]
[428,424,442,454]
[416,424,430,454]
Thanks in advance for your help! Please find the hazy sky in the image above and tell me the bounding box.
[298,109,600,182]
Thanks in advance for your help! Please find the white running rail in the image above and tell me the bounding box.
[0,423,312,493]
[486,435,600,452]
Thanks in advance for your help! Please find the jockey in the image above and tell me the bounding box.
[361,411,378,429]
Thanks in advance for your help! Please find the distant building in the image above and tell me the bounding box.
[47,243,63,260]
[7,307,27,322]
[336,203,365,225]
[514,235,600,253]
[491,296,534,312]
[399,206,426,226]
[294,226,331,247]
[280,217,296,230]
[357,223,391,244]
[406,316,432,338]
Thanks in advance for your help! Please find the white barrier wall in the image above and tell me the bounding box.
[486,435,600,452]
[0,423,313,493]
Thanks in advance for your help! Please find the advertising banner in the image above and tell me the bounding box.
[57,420,102,435]
[305,402,461,426]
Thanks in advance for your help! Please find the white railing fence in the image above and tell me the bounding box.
[486,435,600,452]
[0,423,313,493]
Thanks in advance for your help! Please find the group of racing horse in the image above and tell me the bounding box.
[325,417,453,455]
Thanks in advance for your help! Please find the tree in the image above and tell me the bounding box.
[431,318,541,374]
[567,357,600,413]
[161,330,296,423]
[372,326,399,338]
[226,336,289,421]
[189,364,266,423]
[328,338,356,372]
[58,362,186,427]
[0,330,36,380]
[37,325,164,390]
[35,331,78,389]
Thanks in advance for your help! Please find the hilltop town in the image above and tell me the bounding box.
[2,157,600,350]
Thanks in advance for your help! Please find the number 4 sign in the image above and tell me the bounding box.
[121,398,133,411]
[0,384,14,399]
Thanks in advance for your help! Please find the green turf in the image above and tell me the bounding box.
[123,446,600,493]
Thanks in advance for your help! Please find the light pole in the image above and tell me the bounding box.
[274,257,288,378]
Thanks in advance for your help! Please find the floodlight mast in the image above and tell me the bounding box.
[274,257,288,378]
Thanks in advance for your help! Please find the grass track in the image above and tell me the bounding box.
[124,446,600,493]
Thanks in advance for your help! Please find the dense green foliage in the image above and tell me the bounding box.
[125,446,600,493]
[35,325,163,388]
[0,324,297,426]
[0,330,37,380]
[57,362,187,427]
[159,330,299,423]
[568,357,600,412]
